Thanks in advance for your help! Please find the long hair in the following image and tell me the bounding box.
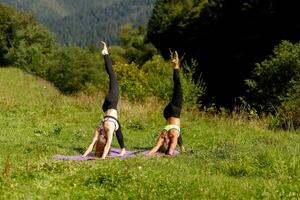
[95,134,107,157]
[95,125,111,157]
[158,130,169,153]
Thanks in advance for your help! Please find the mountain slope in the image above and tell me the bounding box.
[0,0,155,45]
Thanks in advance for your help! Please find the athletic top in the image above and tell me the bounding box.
[163,124,181,136]
[99,115,119,131]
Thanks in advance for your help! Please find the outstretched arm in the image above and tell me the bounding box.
[83,129,99,157]
[148,137,164,155]
[147,131,166,155]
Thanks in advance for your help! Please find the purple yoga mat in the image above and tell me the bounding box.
[53,148,181,161]
[53,148,138,161]
[143,150,180,157]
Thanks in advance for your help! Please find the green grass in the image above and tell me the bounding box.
[1,67,300,199]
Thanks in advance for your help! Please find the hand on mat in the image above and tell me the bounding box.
[172,51,179,69]
[101,41,108,55]
[82,146,93,157]
[120,148,126,156]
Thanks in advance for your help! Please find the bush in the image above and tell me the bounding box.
[245,41,300,113]
[0,4,15,65]
[109,46,127,64]
[0,4,56,71]
[119,24,157,65]
[141,55,173,100]
[142,55,206,106]
[114,62,151,101]
[181,59,206,106]
[46,46,105,93]
[270,85,300,131]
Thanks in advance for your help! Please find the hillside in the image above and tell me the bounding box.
[0,0,155,45]
[1,67,300,199]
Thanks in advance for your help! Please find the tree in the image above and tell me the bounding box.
[0,3,56,71]
[245,41,300,113]
[119,24,157,65]
[147,0,300,109]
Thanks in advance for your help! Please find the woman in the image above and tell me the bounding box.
[148,51,184,156]
[83,41,126,159]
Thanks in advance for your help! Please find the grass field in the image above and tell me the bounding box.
[0,67,300,199]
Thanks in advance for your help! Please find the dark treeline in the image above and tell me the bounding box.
[0,0,155,45]
[147,0,300,110]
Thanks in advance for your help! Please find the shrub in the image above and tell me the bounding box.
[109,46,127,64]
[114,62,151,101]
[181,59,206,106]
[245,41,300,113]
[119,24,157,65]
[270,85,300,131]
[46,46,104,93]
[141,55,173,100]
[142,55,206,106]
[0,4,56,72]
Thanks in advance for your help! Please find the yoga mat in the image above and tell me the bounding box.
[53,148,181,161]
[143,150,180,157]
[53,148,138,161]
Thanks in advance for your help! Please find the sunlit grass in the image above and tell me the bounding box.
[0,67,300,199]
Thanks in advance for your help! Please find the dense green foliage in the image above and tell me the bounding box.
[119,24,157,65]
[147,0,300,109]
[117,24,205,104]
[246,41,300,113]
[271,87,300,131]
[0,4,55,67]
[0,0,155,45]
[1,68,300,199]
[246,41,300,130]
[142,55,206,106]
[114,61,151,101]
[111,53,205,104]
[46,46,104,93]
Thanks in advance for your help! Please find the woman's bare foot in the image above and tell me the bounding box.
[172,51,180,69]
[120,148,126,156]
[101,41,108,55]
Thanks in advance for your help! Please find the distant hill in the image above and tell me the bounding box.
[0,0,155,46]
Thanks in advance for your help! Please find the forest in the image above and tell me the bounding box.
[0,0,155,45]
[147,0,300,129]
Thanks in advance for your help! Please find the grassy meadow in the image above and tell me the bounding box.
[0,67,300,199]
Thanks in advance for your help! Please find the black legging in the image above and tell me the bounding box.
[101,55,125,149]
[163,69,184,147]
[102,54,119,112]
[163,69,183,119]
[116,124,125,149]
